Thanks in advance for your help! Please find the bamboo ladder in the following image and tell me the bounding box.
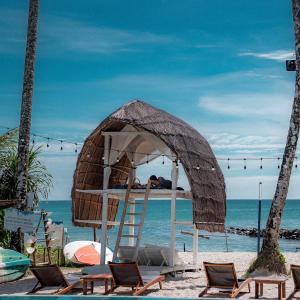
[113,173,151,262]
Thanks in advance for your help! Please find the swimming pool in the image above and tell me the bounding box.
[0,297,214,300]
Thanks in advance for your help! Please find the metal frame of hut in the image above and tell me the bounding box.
[71,100,226,272]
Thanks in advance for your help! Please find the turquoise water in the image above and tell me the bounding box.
[39,200,300,252]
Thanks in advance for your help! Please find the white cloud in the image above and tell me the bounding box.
[199,92,293,121]
[239,50,294,61]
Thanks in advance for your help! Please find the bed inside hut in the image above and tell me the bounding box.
[71,100,226,275]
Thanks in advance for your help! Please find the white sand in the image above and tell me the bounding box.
[1,252,300,298]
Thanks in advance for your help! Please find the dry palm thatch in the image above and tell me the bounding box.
[71,100,226,232]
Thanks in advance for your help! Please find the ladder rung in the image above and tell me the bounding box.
[126,212,142,216]
[128,201,144,205]
[121,234,138,238]
[124,223,142,227]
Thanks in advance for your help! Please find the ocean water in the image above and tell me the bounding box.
[39,200,300,252]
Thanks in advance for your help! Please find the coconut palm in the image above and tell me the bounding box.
[248,0,300,275]
[16,0,39,208]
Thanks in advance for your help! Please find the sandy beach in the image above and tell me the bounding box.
[1,251,299,298]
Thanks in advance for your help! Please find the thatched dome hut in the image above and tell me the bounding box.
[72,100,226,232]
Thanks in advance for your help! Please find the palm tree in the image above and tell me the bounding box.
[0,131,52,249]
[16,0,39,209]
[248,0,300,275]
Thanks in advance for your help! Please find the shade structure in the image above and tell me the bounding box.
[72,100,226,232]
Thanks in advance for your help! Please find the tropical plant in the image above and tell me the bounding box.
[248,0,300,275]
[0,131,52,248]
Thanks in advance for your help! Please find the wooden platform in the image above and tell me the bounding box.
[76,189,192,200]
[82,263,199,276]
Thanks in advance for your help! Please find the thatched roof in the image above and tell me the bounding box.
[72,100,226,232]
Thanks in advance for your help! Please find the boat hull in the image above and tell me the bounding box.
[0,249,31,284]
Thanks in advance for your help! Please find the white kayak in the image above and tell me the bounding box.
[63,241,113,265]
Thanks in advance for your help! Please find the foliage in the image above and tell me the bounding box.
[0,130,53,248]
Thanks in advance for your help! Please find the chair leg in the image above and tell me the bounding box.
[133,278,164,296]
[55,280,82,295]
[159,281,162,289]
[199,287,209,297]
[231,278,253,298]
[286,289,297,300]
[27,282,43,294]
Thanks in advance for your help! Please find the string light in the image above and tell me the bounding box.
[46,138,50,148]
[295,156,298,169]
[277,157,280,169]
[162,155,165,165]
[75,143,78,153]
[243,158,247,170]
[116,151,120,163]
[146,155,149,164]
[211,165,215,171]
[60,140,63,151]
[227,158,230,169]
[175,160,179,169]
[32,134,35,144]
[260,158,263,169]
[196,165,200,170]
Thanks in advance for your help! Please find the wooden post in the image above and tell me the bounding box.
[192,224,199,265]
[93,227,97,242]
[169,160,178,267]
[257,182,262,256]
[100,135,111,265]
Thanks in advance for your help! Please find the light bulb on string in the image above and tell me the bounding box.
[75,143,78,153]
[243,158,247,170]
[227,158,230,170]
[87,153,91,158]
[295,156,298,169]
[60,140,63,151]
[211,165,215,171]
[116,151,120,163]
[131,153,134,165]
[46,138,50,148]
[32,134,35,144]
[196,165,200,170]
[162,155,165,165]
[146,155,149,164]
[277,157,280,169]
[260,158,263,169]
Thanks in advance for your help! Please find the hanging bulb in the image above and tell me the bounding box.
[295,156,298,169]
[60,140,63,151]
[87,153,91,158]
[102,155,105,160]
[46,138,50,148]
[146,155,149,164]
[116,151,120,162]
[211,166,215,171]
[227,158,230,170]
[175,160,179,169]
[162,155,165,165]
[75,143,78,153]
[243,158,247,170]
[260,158,263,169]
[277,157,280,169]
[196,165,200,170]
[32,134,35,144]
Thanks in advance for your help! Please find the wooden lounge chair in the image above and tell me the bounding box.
[28,264,83,295]
[287,265,300,300]
[199,262,252,298]
[107,261,165,296]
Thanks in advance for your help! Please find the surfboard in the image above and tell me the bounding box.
[63,241,113,265]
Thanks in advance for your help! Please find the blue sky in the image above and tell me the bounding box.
[0,0,298,199]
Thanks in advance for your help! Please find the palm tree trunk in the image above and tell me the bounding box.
[14,0,39,253]
[248,0,300,275]
[16,0,39,208]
